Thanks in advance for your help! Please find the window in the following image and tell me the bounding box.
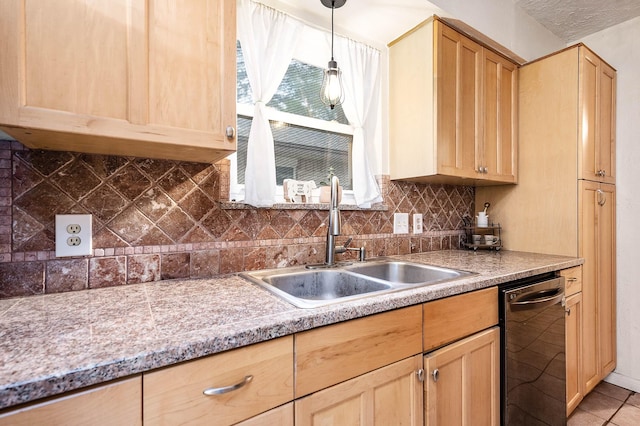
[232,1,382,207]
[232,41,355,202]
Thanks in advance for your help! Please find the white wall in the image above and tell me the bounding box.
[578,16,640,392]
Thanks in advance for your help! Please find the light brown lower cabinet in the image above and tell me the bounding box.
[238,402,294,426]
[565,292,583,416]
[0,377,142,426]
[295,305,423,398]
[423,327,500,426]
[295,355,424,425]
[580,181,616,395]
[0,288,506,425]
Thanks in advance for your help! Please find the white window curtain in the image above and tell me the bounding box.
[334,37,383,207]
[237,0,302,207]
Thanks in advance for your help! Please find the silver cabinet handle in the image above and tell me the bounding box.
[225,125,236,140]
[597,189,606,206]
[203,375,253,395]
[566,307,572,316]
[417,368,425,382]
[432,369,439,382]
[566,277,578,282]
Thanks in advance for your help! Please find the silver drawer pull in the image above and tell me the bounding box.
[566,277,578,282]
[203,375,253,396]
[432,369,439,382]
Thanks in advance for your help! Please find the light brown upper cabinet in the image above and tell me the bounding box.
[388,17,518,186]
[0,0,236,163]
[579,49,616,183]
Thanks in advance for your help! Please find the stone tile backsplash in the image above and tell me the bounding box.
[0,140,474,298]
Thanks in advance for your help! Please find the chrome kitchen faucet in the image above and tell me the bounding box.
[307,175,365,269]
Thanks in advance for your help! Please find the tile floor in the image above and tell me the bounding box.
[569,381,640,425]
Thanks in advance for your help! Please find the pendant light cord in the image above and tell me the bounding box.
[330,1,335,61]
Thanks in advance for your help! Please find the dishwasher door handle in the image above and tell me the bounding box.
[510,288,564,311]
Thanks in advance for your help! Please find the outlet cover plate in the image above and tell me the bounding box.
[393,212,409,234]
[55,214,92,257]
[413,214,423,234]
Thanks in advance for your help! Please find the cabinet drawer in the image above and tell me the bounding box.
[561,266,582,296]
[423,287,498,351]
[0,377,141,426]
[295,305,422,398]
[143,336,293,426]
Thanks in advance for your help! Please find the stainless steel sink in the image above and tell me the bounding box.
[258,270,391,308]
[241,259,474,308]
[343,261,468,284]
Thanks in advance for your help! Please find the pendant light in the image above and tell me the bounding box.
[320,0,346,109]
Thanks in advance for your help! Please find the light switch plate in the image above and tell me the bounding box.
[55,214,93,257]
[413,214,423,234]
[393,212,409,234]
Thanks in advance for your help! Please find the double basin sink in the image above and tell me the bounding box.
[241,260,474,308]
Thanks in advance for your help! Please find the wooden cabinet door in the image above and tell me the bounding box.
[424,327,499,426]
[579,48,616,184]
[580,180,600,393]
[436,22,482,180]
[238,402,294,426]
[566,292,583,416]
[579,181,616,394]
[482,50,518,183]
[597,183,616,376]
[295,355,424,426]
[0,0,236,163]
[0,377,141,426]
[598,61,616,183]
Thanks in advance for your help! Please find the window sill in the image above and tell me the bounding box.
[219,201,388,211]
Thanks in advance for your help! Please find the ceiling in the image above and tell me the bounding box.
[259,0,444,48]
[515,0,640,42]
[264,0,640,46]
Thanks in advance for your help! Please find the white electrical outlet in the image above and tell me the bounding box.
[393,212,409,234]
[55,214,92,257]
[413,214,423,234]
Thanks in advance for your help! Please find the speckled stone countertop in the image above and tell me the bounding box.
[0,250,582,410]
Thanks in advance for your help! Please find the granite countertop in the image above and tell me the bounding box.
[0,250,582,410]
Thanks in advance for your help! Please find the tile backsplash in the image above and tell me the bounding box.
[0,140,474,299]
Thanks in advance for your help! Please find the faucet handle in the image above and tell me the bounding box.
[346,245,366,261]
[342,237,353,248]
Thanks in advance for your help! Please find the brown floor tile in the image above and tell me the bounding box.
[568,407,607,425]
[594,381,633,401]
[578,391,625,420]
[610,403,640,426]
[627,393,640,408]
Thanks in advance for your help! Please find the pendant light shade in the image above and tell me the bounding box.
[320,0,346,109]
[321,60,344,109]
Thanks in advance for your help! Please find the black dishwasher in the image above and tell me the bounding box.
[499,274,566,425]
